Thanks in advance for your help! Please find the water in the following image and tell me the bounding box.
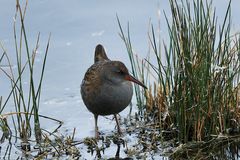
[0,0,240,159]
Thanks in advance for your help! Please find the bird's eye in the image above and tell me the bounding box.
[117,70,124,74]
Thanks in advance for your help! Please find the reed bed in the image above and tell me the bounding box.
[119,0,240,146]
[0,0,81,159]
[0,0,49,143]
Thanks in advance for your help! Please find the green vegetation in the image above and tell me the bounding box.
[0,0,49,143]
[0,1,80,159]
[119,0,240,156]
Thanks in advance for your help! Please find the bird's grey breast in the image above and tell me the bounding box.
[100,81,133,107]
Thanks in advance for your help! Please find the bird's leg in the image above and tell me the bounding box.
[94,114,99,139]
[114,114,122,135]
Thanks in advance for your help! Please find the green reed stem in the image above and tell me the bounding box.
[120,0,240,143]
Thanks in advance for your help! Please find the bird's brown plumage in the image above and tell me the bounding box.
[81,44,146,138]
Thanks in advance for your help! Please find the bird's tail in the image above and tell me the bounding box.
[94,44,109,63]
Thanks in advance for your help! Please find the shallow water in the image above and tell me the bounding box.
[0,0,240,159]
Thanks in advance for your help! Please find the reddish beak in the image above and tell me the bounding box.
[125,75,147,89]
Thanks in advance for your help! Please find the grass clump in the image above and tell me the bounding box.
[0,0,49,143]
[166,0,240,143]
[119,0,240,147]
[0,0,81,159]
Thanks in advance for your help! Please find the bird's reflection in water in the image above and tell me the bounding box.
[88,135,132,160]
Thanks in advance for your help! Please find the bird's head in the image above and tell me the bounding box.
[102,61,147,89]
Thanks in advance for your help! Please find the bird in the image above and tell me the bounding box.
[81,44,147,138]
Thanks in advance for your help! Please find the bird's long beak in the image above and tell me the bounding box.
[125,75,147,89]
